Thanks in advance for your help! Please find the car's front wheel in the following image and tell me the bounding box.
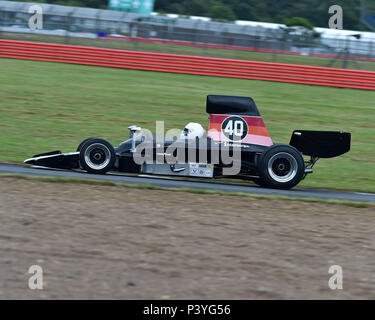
[257,144,305,189]
[79,138,116,174]
[76,137,98,152]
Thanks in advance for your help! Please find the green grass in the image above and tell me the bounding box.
[3,33,375,71]
[0,58,374,192]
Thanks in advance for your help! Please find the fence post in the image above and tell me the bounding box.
[369,40,374,58]
[0,8,3,39]
[65,9,74,44]
[131,21,139,51]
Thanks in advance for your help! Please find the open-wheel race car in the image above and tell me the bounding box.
[24,95,351,189]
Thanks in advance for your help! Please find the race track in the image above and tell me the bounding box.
[1,163,374,203]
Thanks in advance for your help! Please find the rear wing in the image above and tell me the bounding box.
[290,130,351,158]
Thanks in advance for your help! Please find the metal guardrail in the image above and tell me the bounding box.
[1,40,375,90]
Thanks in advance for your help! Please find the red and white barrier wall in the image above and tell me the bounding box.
[1,40,375,90]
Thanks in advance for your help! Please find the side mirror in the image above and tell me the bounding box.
[128,125,141,138]
[128,126,142,152]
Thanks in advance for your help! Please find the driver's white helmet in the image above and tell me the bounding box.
[180,122,206,139]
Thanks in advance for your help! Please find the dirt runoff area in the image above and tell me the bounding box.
[0,177,374,299]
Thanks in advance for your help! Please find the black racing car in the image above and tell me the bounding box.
[24,95,351,189]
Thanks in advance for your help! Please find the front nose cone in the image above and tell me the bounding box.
[24,158,36,165]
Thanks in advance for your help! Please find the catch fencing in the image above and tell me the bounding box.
[1,0,375,64]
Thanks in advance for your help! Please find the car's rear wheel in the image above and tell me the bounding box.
[252,177,267,187]
[79,138,116,174]
[257,144,305,189]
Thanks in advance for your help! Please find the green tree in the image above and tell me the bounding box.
[167,3,184,14]
[232,3,255,21]
[208,5,237,22]
[283,17,314,30]
[185,0,209,16]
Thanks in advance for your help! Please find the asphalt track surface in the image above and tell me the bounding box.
[0,163,374,203]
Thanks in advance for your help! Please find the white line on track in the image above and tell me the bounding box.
[138,174,174,180]
[355,192,375,196]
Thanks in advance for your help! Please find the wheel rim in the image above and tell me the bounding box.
[84,143,111,170]
[267,152,298,183]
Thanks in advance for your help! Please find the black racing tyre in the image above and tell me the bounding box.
[76,137,98,152]
[257,144,305,189]
[252,178,267,188]
[79,138,116,174]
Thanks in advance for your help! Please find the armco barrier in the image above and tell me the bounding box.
[1,40,375,90]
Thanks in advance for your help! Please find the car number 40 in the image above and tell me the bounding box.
[222,116,248,140]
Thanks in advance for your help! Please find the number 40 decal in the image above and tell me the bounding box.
[224,120,243,136]
[221,116,248,141]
